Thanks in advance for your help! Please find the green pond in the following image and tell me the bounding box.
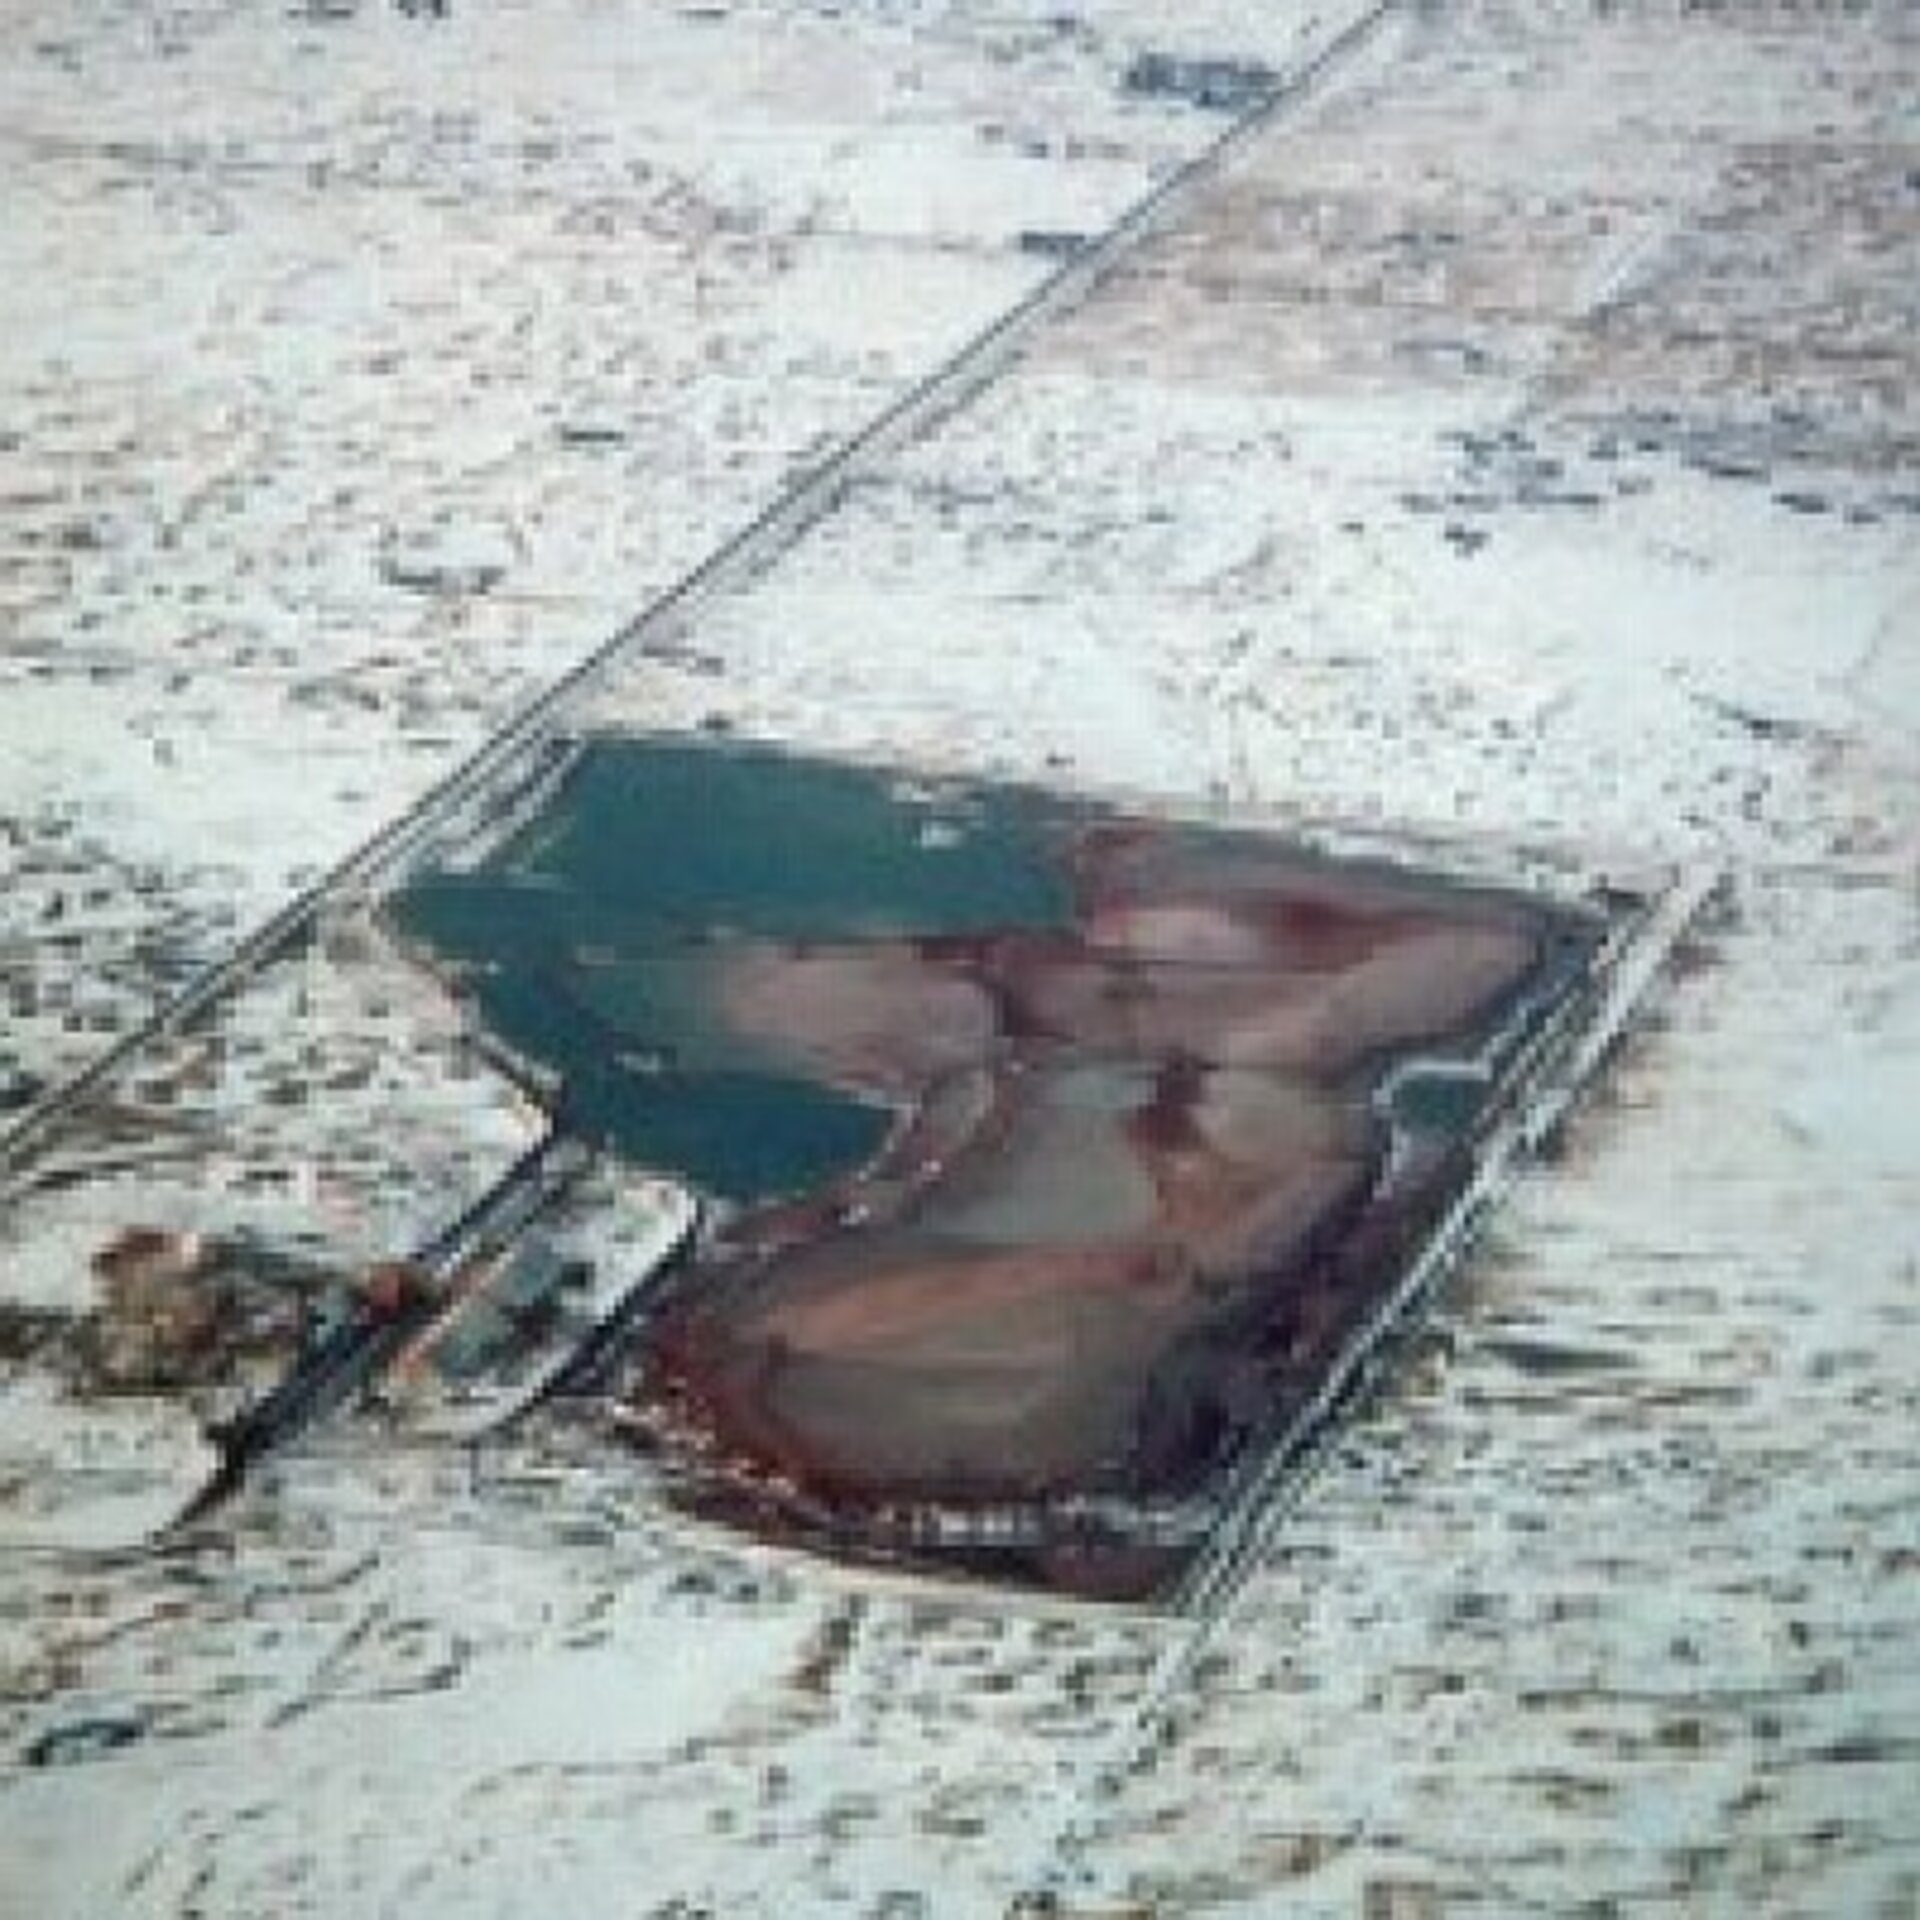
[394,733,1592,1210]
[394,736,1076,1202]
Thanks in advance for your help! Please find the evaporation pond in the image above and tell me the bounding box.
[392,732,1607,1599]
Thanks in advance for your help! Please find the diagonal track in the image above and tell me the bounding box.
[1007,861,1723,1917]
[0,0,1402,1201]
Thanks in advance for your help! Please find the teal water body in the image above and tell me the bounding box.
[1384,1063,1493,1138]
[394,734,1592,1212]
[394,736,1076,1202]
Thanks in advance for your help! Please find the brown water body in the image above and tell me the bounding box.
[627,815,1594,1600]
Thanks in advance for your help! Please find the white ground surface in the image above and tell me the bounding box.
[1,0,1325,1087]
[3,2,1917,1916]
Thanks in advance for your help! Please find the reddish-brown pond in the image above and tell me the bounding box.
[398,737,1602,1600]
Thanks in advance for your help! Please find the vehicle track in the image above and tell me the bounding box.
[0,0,1402,1200]
[1007,861,1723,1917]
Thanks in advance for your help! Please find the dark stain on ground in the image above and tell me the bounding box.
[1480,1337,1638,1377]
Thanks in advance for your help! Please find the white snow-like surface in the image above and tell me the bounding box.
[0,1369,215,1552]
[2,0,1918,1915]
[0,0,1335,1088]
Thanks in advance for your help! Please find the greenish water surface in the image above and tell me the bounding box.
[395,736,1075,1202]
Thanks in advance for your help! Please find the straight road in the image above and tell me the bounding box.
[0,0,1399,1197]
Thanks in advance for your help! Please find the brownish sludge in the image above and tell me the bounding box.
[628,821,1579,1600]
